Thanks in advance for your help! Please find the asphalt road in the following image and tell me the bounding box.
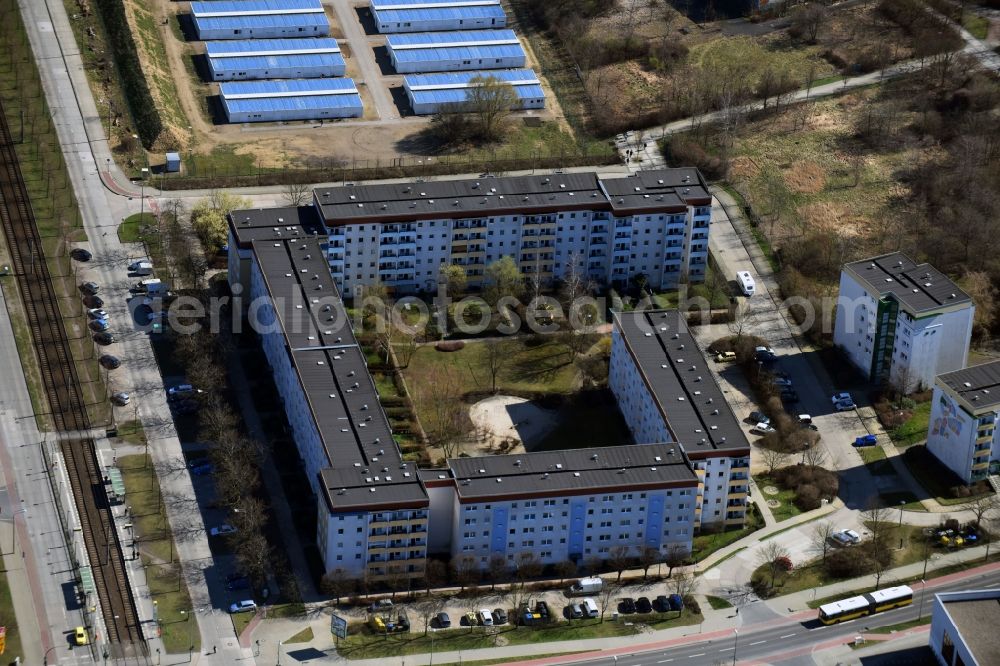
[569,571,1000,666]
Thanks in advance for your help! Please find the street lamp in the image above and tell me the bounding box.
[277,640,283,666]
[139,167,149,221]
[731,629,739,666]
[898,500,905,549]
[918,579,927,620]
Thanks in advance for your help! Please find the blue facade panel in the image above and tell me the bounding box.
[209,53,346,80]
[192,1,328,40]
[404,69,544,114]
[221,79,363,122]
[644,494,665,549]
[373,5,506,33]
[568,499,586,561]
[490,507,508,554]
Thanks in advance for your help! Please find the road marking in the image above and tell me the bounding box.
[689,653,705,658]
[780,633,796,639]
[808,626,826,631]
[985,583,1000,589]
[656,660,673,663]
[719,647,735,652]
[749,640,767,646]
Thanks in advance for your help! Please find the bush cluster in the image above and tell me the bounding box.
[772,465,838,511]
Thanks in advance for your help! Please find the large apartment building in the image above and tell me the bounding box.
[310,168,711,293]
[609,310,751,530]
[834,253,974,392]
[926,361,1000,485]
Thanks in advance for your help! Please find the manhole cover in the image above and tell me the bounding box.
[766,499,781,508]
[763,485,780,496]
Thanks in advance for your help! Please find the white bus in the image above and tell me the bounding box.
[817,585,913,625]
[737,271,756,297]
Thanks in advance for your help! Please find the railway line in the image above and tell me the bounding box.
[0,100,146,658]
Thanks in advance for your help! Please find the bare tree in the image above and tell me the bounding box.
[756,541,791,594]
[801,445,829,469]
[759,447,790,475]
[669,571,697,602]
[281,182,312,207]
[664,543,688,578]
[790,3,827,43]
[727,302,761,347]
[810,521,837,564]
[410,363,470,459]
[863,501,895,588]
[554,559,578,584]
[424,558,447,594]
[321,569,355,603]
[414,596,447,635]
[638,546,661,580]
[962,494,1000,528]
[451,555,478,591]
[608,545,632,582]
[482,338,516,394]
[597,581,621,623]
[487,553,510,591]
[236,532,271,586]
[463,75,518,142]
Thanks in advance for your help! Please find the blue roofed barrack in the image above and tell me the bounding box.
[220,78,363,122]
[403,69,544,114]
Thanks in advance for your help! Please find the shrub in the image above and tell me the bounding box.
[664,137,728,180]
[824,548,870,578]
[774,556,793,572]
[794,484,821,511]
[682,595,700,614]
[435,340,466,352]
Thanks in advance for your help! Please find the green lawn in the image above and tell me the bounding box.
[114,419,147,446]
[879,491,926,512]
[119,455,199,654]
[651,264,731,310]
[890,402,931,447]
[754,475,801,523]
[963,12,989,39]
[232,611,255,637]
[868,617,931,634]
[900,445,990,505]
[404,336,581,399]
[691,506,764,562]
[286,626,314,643]
[338,611,702,659]
[859,446,895,476]
[534,390,633,451]
[705,595,733,610]
[118,213,156,243]
[0,568,23,663]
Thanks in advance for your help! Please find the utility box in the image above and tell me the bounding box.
[165,152,181,173]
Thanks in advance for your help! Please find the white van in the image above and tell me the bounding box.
[582,598,599,618]
[737,271,756,297]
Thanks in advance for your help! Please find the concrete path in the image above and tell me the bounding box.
[327,0,398,121]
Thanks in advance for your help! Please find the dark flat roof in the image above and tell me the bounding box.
[251,239,355,350]
[844,252,971,315]
[937,360,1000,411]
[942,596,1000,665]
[314,169,709,224]
[230,206,327,247]
[613,309,749,455]
[448,443,697,501]
[252,238,427,511]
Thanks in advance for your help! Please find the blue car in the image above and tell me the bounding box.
[853,434,878,447]
[190,462,214,476]
[226,575,250,591]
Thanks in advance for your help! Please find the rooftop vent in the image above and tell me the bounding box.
[591,454,599,460]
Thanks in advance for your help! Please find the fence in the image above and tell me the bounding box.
[157,147,617,191]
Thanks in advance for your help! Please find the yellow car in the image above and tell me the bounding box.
[74,626,89,646]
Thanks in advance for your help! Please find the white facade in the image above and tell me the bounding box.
[609,326,672,444]
[325,208,708,294]
[446,488,696,567]
[930,590,1000,666]
[834,256,974,391]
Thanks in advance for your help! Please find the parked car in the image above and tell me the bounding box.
[90,319,110,332]
[493,608,507,625]
[210,524,237,537]
[832,393,856,410]
[477,609,494,626]
[368,599,393,613]
[798,414,817,430]
[565,603,584,619]
[715,351,737,363]
[99,354,120,370]
[831,529,861,546]
[70,248,92,262]
[635,597,653,614]
[228,600,257,614]
[111,392,130,406]
[780,389,799,404]
[87,308,108,320]
[751,423,776,435]
[749,411,770,425]
[80,281,100,295]
[84,295,104,308]
[853,434,878,447]
[226,576,250,591]
[94,332,115,345]
[754,346,777,362]
[435,612,451,628]
[654,595,671,612]
[74,625,89,646]
[772,377,794,387]
[668,594,684,612]
[618,597,637,614]
[172,398,201,415]
[463,611,478,626]
[167,384,200,401]
[189,461,214,476]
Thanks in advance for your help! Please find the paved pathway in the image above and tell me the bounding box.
[327,0,398,121]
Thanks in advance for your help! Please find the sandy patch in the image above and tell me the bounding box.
[783,161,826,194]
[468,395,559,454]
[796,201,865,237]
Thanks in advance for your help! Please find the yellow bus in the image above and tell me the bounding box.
[817,585,913,625]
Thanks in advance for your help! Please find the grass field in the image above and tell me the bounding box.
[890,402,931,447]
[691,506,764,562]
[899,446,991,506]
[338,610,702,659]
[0,567,23,662]
[119,454,199,654]
[534,390,633,451]
[754,475,801,523]
[859,446,895,476]
[963,12,990,39]
[286,626,314,644]
[879,491,926,512]
[705,595,733,610]
[404,336,581,399]
[118,213,157,243]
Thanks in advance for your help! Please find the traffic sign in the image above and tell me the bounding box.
[331,614,347,639]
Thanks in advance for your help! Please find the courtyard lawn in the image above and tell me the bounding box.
[404,336,581,398]
[754,475,801,523]
[691,505,764,562]
[534,389,633,451]
[891,402,931,447]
